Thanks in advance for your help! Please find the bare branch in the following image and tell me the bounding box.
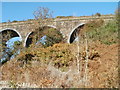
[33,7,53,20]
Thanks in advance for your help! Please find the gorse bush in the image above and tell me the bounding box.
[17,42,101,71]
[17,43,75,70]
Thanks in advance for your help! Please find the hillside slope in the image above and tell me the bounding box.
[0,19,118,88]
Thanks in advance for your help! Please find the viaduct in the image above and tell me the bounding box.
[0,15,115,47]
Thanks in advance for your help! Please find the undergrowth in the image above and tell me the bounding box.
[1,19,118,88]
[85,19,118,45]
[17,43,75,71]
[17,43,100,72]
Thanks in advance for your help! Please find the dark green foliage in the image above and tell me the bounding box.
[14,41,21,46]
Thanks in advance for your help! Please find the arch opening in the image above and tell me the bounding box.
[24,32,34,47]
[0,29,22,64]
[0,29,22,43]
[24,25,62,47]
[68,23,85,43]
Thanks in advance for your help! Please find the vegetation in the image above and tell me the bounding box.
[29,7,64,47]
[17,43,75,70]
[12,20,18,22]
[94,13,101,17]
[29,27,63,48]
[44,28,63,47]
[0,40,22,64]
[83,19,118,45]
[115,8,120,22]
[56,16,74,18]
[0,6,118,87]
[33,7,53,20]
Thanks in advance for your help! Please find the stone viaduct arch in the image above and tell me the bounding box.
[0,15,114,47]
[24,31,33,47]
[68,23,85,43]
[0,28,22,45]
[0,16,115,62]
[24,25,57,47]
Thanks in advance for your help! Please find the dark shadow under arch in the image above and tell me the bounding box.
[0,28,22,45]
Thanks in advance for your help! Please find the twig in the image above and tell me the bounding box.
[84,32,89,87]
[77,33,80,73]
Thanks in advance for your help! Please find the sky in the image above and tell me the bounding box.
[1,2,118,22]
[1,0,119,2]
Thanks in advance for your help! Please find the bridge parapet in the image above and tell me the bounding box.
[0,15,115,26]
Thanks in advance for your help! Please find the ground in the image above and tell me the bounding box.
[0,41,118,88]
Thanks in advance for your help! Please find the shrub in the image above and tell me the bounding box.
[83,19,104,32]
[86,20,118,45]
[17,43,75,70]
[94,13,101,17]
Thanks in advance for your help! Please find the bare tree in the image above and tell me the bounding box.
[30,7,54,47]
[33,7,53,20]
